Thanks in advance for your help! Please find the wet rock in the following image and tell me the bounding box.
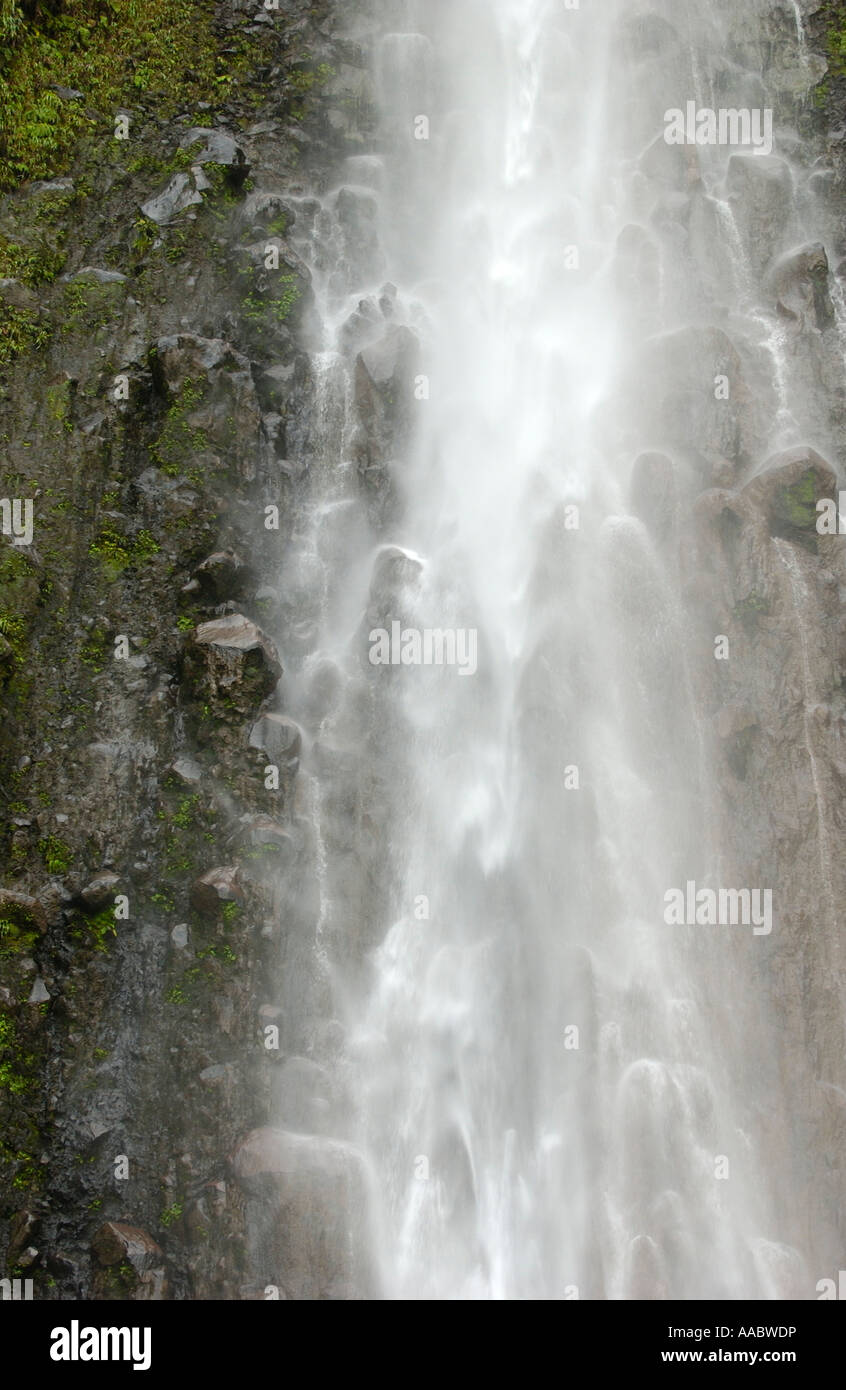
[235,816,296,865]
[91,1222,163,1272]
[189,866,246,917]
[182,127,250,178]
[248,713,302,765]
[621,326,749,465]
[169,758,203,785]
[630,452,678,542]
[0,278,37,311]
[199,1063,233,1086]
[141,167,211,225]
[767,243,833,330]
[740,445,836,542]
[153,334,261,479]
[7,1209,39,1263]
[79,872,120,911]
[336,185,384,282]
[68,266,127,285]
[354,323,419,488]
[229,1127,375,1298]
[185,615,282,709]
[726,154,792,266]
[194,549,254,601]
[0,889,47,935]
[272,1056,333,1132]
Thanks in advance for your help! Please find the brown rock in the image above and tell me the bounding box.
[91,1221,163,1271]
[189,865,245,917]
[0,889,48,935]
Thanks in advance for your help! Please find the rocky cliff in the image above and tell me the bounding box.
[0,0,844,1302]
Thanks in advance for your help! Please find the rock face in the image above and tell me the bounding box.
[0,0,379,1303]
[0,0,845,1309]
[229,1128,376,1299]
[185,616,282,711]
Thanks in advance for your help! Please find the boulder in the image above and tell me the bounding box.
[0,278,37,311]
[141,168,211,225]
[91,1222,163,1272]
[194,549,253,601]
[740,445,837,539]
[248,713,302,765]
[229,1128,376,1298]
[181,127,249,178]
[189,865,246,917]
[185,615,281,709]
[0,889,47,935]
[767,243,833,330]
[79,872,120,911]
[726,154,792,265]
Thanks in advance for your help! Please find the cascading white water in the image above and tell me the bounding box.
[277,0,841,1299]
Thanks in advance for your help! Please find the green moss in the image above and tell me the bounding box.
[0,920,39,960]
[76,905,117,952]
[160,1199,183,1227]
[89,523,159,578]
[777,472,818,530]
[134,528,160,559]
[151,379,210,477]
[0,0,225,190]
[197,943,236,963]
[39,833,73,874]
[80,628,107,671]
[0,303,50,369]
[813,3,846,104]
[46,379,73,431]
[0,233,65,285]
[734,592,770,634]
[60,278,122,337]
[243,278,301,326]
[0,1014,36,1095]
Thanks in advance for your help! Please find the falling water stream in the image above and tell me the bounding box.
[273,0,842,1299]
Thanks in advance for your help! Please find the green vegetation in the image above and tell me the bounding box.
[0,1138,43,1192]
[0,1014,36,1095]
[80,905,117,952]
[0,917,39,960]
[814,3,846,104]
[60,278,122,337]
[777,472,819,530]
[243,278,301,326]
[0,0,224,189]
[0,232,65,285]
[151,380,210,477]
[0,304,50,370]
[734,592,770,635]
[159,1199,183,1227]
[39,832,73,874]
[197,942,236,963]
[89,522,161,578]
[286,61,334,120]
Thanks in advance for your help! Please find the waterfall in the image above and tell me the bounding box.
[276,0,843,1299]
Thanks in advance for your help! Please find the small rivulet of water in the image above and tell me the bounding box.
[276,0,843,1299]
